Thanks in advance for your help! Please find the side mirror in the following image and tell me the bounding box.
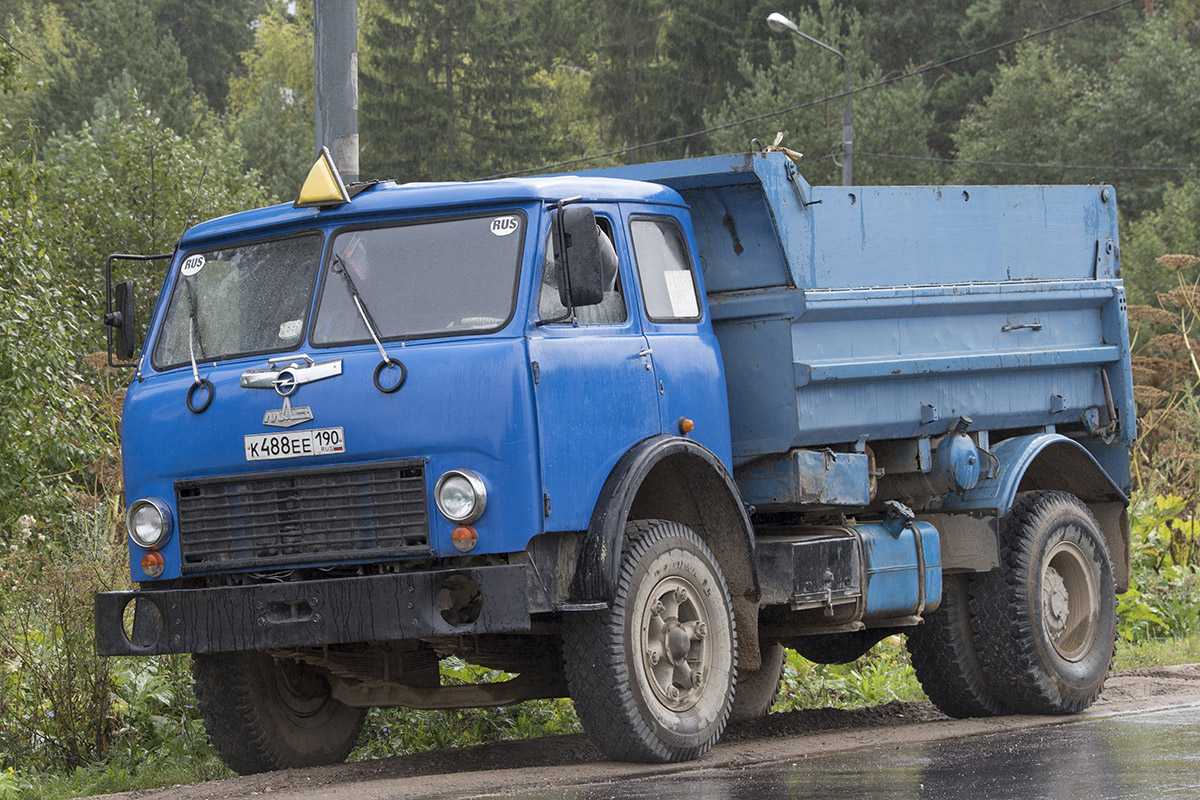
[554,205,604,308]
[105,280,138,360]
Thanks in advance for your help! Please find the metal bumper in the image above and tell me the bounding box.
[94,564,531,656]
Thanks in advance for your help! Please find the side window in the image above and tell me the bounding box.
[538,217,628,325]
[630,218,700,322]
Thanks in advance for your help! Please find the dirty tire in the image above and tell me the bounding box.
[562,519,737,762]
[730,642,784,722]
[971,491,1117,714]
[193,651,365,775]
[907,573,1006,718]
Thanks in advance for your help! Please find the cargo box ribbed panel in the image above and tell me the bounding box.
[175,461,429,574]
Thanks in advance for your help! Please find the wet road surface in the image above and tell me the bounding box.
[509,706,1200,800]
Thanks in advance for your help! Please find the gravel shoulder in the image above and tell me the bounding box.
[93,664,1200,800]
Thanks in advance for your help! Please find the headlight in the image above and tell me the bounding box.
[435,470,487,524]
[126,498,172,549]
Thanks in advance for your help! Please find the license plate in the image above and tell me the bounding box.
[244,427,346,461]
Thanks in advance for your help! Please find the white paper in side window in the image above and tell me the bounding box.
[663,270,699,318]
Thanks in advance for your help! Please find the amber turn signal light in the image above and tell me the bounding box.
[140,550,165,578]
[678,417,696,435]
[451,526,478,553]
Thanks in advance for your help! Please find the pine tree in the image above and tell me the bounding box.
[360,0,552,181]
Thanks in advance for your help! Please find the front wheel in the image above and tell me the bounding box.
[971,491,1117,714]
[562,519,737,762]
[193,652,365,775]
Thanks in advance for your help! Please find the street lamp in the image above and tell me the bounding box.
[766,12,853,185]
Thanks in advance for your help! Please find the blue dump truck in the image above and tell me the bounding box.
[96,149,1134,772]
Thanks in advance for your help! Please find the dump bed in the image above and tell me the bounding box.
[587,154,1134,489]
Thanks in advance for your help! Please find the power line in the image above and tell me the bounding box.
[482,0,1138,180]
[859,151,1191,173]
[0,30,34,64]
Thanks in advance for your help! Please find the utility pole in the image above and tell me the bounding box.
[314,0,359,183]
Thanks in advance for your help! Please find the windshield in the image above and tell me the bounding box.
[312,213,524,345]
[153,234,323,369]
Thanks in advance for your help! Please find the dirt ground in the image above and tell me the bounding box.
[95,664,1200,800]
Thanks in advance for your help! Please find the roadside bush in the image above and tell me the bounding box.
[1118,494,1200,644]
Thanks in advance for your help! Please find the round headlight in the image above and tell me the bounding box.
[435,470,487,524]
[127,498,172,549]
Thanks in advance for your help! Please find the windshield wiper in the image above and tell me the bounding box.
[183,278,214,413]
[332,254,391,364]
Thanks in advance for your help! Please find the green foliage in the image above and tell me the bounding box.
[1122,178,1200,304]
[954,13,1200,215]
[705,1,942,185]
[953,42,1092,184]
[155,0,262,112]
[0,147,116,530]
[227,4,314,199]
[773,637,925,712]
[39,92,269,285]
[360,0,562,181]
[11,0,198,139]
[1117,495,1200,644]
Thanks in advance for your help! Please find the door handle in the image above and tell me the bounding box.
[636,347,653,358]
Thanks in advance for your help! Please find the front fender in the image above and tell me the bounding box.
[569,435,758,604]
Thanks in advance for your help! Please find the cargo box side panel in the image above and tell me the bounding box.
[781,281,1124,453]
[803,183,1119,289]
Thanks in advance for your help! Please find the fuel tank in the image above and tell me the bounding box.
[756,518,942,624]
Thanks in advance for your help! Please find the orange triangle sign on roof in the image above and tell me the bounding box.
[295,146,351,208]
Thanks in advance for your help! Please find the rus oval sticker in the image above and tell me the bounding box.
[181,254,206,276]
[490,216,520,237]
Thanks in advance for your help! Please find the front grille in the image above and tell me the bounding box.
[176,461,430,574]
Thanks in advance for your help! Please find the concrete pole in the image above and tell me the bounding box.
[314,0,359,183]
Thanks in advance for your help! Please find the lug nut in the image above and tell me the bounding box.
[648,648,661,666]
[694,622,708,640]
[692,670,703,688]
[652,601,666,618]
[674,587,688,603]
[666,685,680,700]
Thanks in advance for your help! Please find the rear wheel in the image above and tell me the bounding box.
[907,573,1006,718]
[193,651,365,775]
[971,491,1116,713]
[562,519,737,762]
[729,642,784,722]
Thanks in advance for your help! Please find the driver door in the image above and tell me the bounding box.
[527,208,661,532]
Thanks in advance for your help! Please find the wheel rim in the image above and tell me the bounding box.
[1041,540,1099,662]
[273,658,332,718]
[638,575,710,713]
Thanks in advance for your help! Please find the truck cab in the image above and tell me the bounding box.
[98,151,1133,772]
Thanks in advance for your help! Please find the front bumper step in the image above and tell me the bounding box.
[94,564,530,656]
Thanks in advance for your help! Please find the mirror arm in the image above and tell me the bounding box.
[104,251,173,368]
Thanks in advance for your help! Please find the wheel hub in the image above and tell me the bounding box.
[274,658,332,718]
[1040,539,1099,662]
[640,576,709,712]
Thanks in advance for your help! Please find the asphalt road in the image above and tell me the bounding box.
[512,705,1200,800]
[98,665,1200,800]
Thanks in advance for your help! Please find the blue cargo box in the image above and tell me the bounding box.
[586,154,1135,498]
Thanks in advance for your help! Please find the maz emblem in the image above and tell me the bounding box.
[263,396,314,428]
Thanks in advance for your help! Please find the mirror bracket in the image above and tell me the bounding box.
[105,252,173,368]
